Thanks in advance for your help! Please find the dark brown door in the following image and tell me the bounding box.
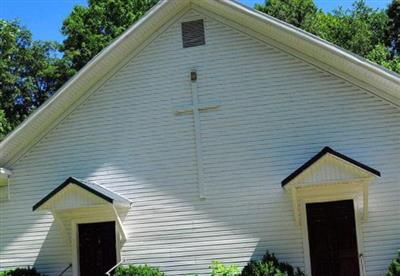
[78,221,117,276]
[306,200,360,276]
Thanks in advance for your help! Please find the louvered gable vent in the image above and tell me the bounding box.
[181,19,205,48]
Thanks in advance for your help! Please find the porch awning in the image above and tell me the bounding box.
[282,147,380,187]
[33,176,132,211]
[32,177,132,244]
[282,147,380,225]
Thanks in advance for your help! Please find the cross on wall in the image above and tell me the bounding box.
[175,70,221,199]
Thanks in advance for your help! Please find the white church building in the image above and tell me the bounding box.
[0,0,399,275]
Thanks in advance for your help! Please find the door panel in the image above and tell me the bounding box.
[78,221,117,276]
[306,200,360,276]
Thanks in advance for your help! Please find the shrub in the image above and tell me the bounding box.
[0,267,41,276]
[387,250,400,276]
[210,261,241,276]
[241,251,305,276]
[115,264,165,276]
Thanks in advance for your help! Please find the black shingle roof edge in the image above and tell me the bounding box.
[281,146,381,187]
[33,176,114,211]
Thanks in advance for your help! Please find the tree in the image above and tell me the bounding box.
[386,250,400,276]
[367,44,400,73]
[61,0,159,71]
[0,20,71,138]
[303,0,388,57]
[0,109,12,140]
[387,0,400,55]
[0,0,158,139]
[255,0,400,73]
[255,0,317,28]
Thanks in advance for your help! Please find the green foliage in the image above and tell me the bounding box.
[303,0,388,56]
[115,264,165,276]
[0,267,41,276]
[256,0,400,74]
[0,0,158,140]
[387,0,400,55]
[241,251,305,276]
[367,44,400,73]
[386,250,400,276]
[255,0,317,28]
[0,19,72,138]
[61,0,158,71]
[210,261,241,276]
[0,109,12,140]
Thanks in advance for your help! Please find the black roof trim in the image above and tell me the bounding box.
[281,146,381,187]
[32,177,113,211]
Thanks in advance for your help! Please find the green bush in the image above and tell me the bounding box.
[387,250,400,276]
[115,264,165,276]
[241,251,305,276]
[0,267,40,276]
[210,261,241,276]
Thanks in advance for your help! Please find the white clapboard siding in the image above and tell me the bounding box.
[1,7,400,276]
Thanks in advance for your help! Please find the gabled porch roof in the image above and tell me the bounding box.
[281,146,380,187]
[32,176,132,211]
[282,147,381,225]
[33,177,132,245]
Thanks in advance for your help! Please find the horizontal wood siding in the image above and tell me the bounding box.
[1,8,399,276]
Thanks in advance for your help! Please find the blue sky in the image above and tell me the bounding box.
[0,0,392,42]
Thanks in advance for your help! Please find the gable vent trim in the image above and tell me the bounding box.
[182,19,205,48]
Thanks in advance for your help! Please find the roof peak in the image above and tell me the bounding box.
[281,146,380,187]
[33,176,132,211]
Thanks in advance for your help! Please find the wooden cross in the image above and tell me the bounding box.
[175,70,221,198]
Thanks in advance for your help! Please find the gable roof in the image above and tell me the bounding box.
[32,176,132,211]
[281,146,381,187]
[1,0,400,167]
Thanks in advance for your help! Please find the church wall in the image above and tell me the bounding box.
[1,7,399,276]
